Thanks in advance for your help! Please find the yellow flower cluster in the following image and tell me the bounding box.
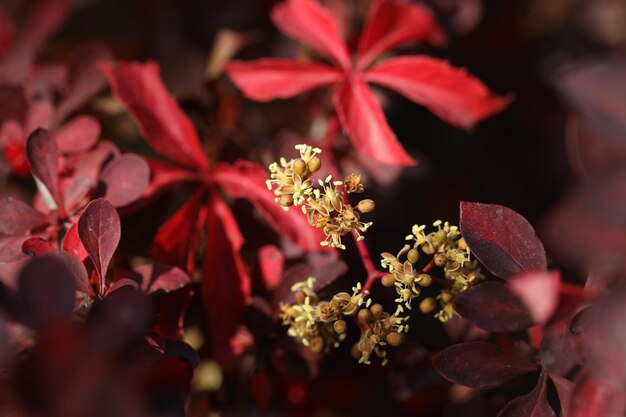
[267,144,374,249]
[381,220,484,322]
[352,304,409,366]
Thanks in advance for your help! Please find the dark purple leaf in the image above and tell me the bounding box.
[25,129,65,214]
[551,375,573,417]
[460,202,547,278]
[99,153,150,207]
[18,252,77,328]
[432,341,539,389]
[0,198,47,235]
[539,322,578,376]
[455,281,534,331]
[77,199,121,290]
[497,372,555,417]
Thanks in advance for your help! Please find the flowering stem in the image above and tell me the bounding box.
[355,233,385,293]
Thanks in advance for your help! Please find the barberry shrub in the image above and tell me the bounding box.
[0,1,620,417]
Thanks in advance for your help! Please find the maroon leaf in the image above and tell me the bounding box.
[101,61,209,171]
[224,59,342,101]
[0,198,47,236]
[213,161,329,252]
[497,372,555,417]
[99,153,150,208]
[460,202,547,278]
[143,158,199,199]
[202,193,252,367]
[62,222,88,261]
[365,57,511,129]
[134,264,191,294]
[22,0,69,48]
[541,171,626,273]
[0,234,28,263]
[72,141,119,186]
[54,115,100,154]
[151,189,207,273]
[270,0,351,70]
[432,341,538,389]
[454,281,534,331]
[334,78,415,166]
[508,270,560,325]
[551,375,573,417]
[567,372,626,417]
[25,129,65,215]
[18,252,77,328]
[539,322,579,376]
[77,199,121,292]
[357,0,445,69]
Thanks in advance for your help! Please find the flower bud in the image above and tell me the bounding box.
[333,319,347,334]
[381,273,396,287]
[358,308,372,324]
[295,291,306,304]
[419,297,437,314]
[370,304,383,318]
[310,336,324,353]
[457,237,468,250]
[434,253,447,267]
[407,249,419,264]
[417,274,432,287]
[307,156,321,173]
[279,194,294,207]
[356,199,375,213]
[385,332,404,347]
[293,158,307,176]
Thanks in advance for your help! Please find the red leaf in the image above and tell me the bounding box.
[54,116,100,154]
[334,79,415,166]
[77,199,121,290]
[213,161,329,252]
[62,222,89,261]
[454,281,535,331]
[72,141,119,186]
[0,198,47,235]
[225,59,342,101]
[99,153,150,208]
[365,57,511,129]
[0,234,26,263]
[134,264,191,294]
[460,202,547,278]
[151,189,207,272]
[432,341,538,389]
[18,252,77,329]
[551,375,573,417]
[508,270,560,325]
[257,245,284,291]
[52,251,92,297]
[21,237,52,256]
[101,61,209,171]
[22,0,69,48]
[25,129,65,214]
[144,158,199,199]
[567,373,626,417]
[497,372,555,417]
[357,0,445,69]
[202,194,252,367]
[270,0,350,69]
[0,5,14,56]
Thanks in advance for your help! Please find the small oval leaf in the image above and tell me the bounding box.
[99,153,150,207]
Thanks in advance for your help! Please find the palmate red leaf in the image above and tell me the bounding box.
[508,270,560,325]
[460,202,547,278]
[17,252,77,329]
[224,59,343,101]
[101,61,209,171]
[270,0,350,69]
[454,281,534,331]
[54,116,100,154]
[151,189,207,272]
[0,198,47,236]
[365,57,511,129]
[357,0,445,69]
[432,341,538,389]
[213,161,329,252]
[77,199,121,289]
[334,79,415,166]
[25,129,65,214]
[99,154,150,208]
[202,193,252,367]
[497,372,555,417]
[134,264,191,294]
